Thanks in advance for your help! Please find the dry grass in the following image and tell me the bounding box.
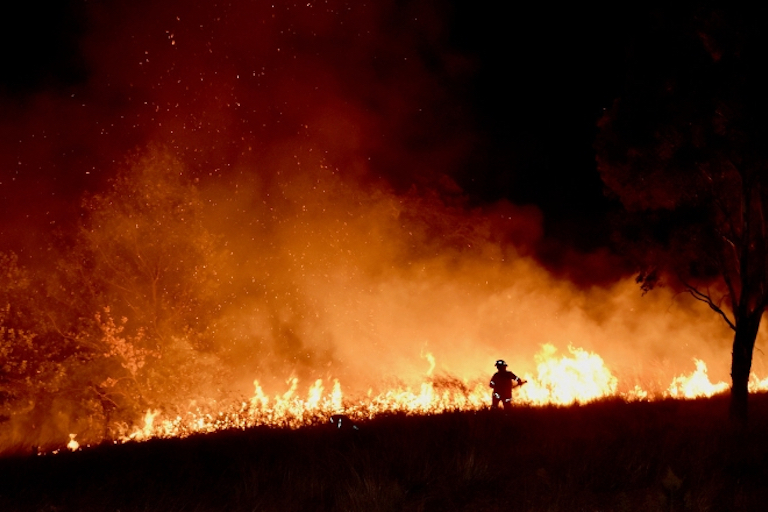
[1,394,767,511]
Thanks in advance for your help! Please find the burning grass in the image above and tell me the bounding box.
[2,393,767,511]
[6,344,754,455]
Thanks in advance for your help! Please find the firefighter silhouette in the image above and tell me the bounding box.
[489,359,525,410]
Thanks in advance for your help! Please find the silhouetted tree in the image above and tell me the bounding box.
[595,7,768,424]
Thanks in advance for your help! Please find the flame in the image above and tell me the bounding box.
[518,344,618,404]
[70,344,765,451]
[423,351,436,377]
[66,434,79,452]
[666,359,729,399]
[749,373,768,392]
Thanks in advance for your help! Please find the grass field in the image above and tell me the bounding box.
[1,394,767,511]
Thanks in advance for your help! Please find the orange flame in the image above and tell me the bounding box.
[518,344,618,404]
[666,359,729,399]
[60,343,763,452]
[66,434,79,452]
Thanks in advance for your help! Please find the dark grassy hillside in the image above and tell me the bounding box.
[1,395,768,511]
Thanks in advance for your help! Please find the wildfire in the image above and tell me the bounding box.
[666,359,729,399]
[519,344,618,404]
[67,344,766,452]
[66,434,79,452]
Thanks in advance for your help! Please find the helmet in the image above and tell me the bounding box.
[495,359,507,367]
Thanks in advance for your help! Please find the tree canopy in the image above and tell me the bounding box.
[595,6,768,423]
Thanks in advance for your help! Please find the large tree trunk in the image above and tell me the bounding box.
[730,310,762,425]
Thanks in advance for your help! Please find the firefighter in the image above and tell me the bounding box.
[489,359,525,410]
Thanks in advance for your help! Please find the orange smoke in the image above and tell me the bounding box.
[3,1,765,457]
[3,146,767,455]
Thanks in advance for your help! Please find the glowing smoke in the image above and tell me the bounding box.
[0,143,762,450]
[73,145,745,400]
[0,1,765,450]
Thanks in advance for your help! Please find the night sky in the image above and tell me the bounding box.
[4,3,767,445]
[0,1,664,283]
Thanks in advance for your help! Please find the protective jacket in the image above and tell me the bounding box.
[490,369,521,400]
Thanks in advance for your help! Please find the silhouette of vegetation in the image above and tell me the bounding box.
[1,396,767,511]
[595,6,768,425]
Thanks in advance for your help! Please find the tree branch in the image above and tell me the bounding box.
[679,277,736,331]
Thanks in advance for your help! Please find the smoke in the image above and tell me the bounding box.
[0,0,471,250]
[104,145,741,400]
[0,1,764,449]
